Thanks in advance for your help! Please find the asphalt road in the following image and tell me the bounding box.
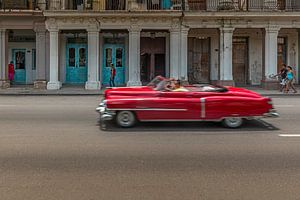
[0,96,299,200]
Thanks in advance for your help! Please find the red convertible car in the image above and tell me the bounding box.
[96,76,278,129]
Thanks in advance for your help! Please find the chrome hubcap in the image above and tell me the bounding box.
[224,117,242,128]
[228,118,240,125]
[117,111,135,127]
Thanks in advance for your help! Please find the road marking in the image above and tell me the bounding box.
[275,105,294,107]
[279,134,300,137]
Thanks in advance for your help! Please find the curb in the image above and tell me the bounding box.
[0,88,299,96]
[0,92,299,97]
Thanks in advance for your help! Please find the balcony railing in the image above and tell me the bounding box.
[187,0,300,11]
[0,0,40,10]
[43,0,300,11]
[47,0,182,11]
[131,0,182,10]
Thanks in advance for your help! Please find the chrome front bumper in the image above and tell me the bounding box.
[96,101,115,121]
[263,109,279,118]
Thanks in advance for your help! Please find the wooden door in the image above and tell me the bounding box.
[140,37,165,83]
[188,37,210,84]
[154,54,165,77]
[233,37,248,86]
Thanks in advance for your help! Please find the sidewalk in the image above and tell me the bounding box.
[0,84,299,96]
[0,85,102,95]
[244,86,300,97]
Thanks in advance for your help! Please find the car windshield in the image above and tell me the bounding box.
[147,76,228,92]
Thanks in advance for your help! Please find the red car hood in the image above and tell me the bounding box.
[225,86,262,97]
[104,86,156,98]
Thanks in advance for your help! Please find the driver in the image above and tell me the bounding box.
[173,80,188,92]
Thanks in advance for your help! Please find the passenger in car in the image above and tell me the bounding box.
[164,78,176,91]
[173,80,189,92]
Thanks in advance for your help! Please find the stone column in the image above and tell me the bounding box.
[219,27,235,86]
[34,25,47,89]
[85,29,101,90]
[127,26,142,86]
[180,26,189,81]
[165,34,170,77]
[169,27,181,79]
[47,29,61,90]
[0,29,9,88]
[263,26,280,89]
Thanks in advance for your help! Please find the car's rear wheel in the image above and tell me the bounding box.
[115,111,136,128]
[222,117,243,128]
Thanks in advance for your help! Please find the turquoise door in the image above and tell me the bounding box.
[12,49,26,84]
[102,44,125,86]
[66,44,88,84]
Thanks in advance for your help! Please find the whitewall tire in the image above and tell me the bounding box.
[222,117,243,128]
[115,111,137,128]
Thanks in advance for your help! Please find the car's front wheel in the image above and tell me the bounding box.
[115,111,137,128]
[222,117,243,128]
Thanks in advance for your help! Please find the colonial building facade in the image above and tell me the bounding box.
[0,0,299,90]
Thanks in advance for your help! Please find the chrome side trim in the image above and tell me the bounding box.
[106,108,187,111]
[263,109,279,118]
[101,114,114,121]
[201,98,205,118]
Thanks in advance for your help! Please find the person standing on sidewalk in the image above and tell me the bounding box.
[109,63,116,87]
[277,64,288,92]
[8,61,15,84]
[285,66,297,93]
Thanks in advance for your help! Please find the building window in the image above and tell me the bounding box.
[116,48,123,67]
[69,48,76,67]
[106,48,112,67]
[79,48,86,67]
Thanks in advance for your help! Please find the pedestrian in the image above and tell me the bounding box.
[285,66,297,93]
[277,63,288,92]
[109,63,116,87]
[8,61,15,84]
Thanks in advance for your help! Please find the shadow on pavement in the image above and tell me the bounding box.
[98,119,279,133]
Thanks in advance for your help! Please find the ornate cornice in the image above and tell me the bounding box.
[46,17,101,32]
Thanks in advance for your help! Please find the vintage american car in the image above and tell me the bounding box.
[96,76,278,129]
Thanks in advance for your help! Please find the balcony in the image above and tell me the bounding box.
[129,0,182,10]
[41,0,300,11]
[0,0,41,10]
[186,0,300,11]
[47,0,182,11]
